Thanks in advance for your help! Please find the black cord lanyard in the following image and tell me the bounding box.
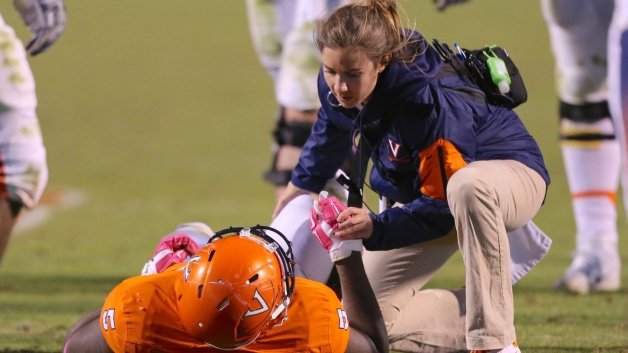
[346,131,371,208]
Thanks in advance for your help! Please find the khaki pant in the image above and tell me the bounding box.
[364,160,547,351]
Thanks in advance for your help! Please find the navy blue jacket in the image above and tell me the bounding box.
[292,33,550,250]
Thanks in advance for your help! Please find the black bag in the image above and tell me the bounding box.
[432,38,527,109]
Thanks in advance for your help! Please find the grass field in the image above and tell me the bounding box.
[0,1,626,352]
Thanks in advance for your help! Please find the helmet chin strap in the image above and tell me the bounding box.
[270,297,290,327]
[270,247,292,324]
[271,302,285,320]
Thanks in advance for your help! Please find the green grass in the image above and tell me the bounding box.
[0,1,626,352]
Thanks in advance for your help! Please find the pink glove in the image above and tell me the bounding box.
[141,233,201,275]
[310,193,346,250]
[310,192,362,262]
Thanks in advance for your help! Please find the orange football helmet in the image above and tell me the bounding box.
[176,226,295,350]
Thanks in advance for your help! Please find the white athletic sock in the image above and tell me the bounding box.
[561,118,620,255]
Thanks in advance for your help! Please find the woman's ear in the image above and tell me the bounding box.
[378,54,392,72]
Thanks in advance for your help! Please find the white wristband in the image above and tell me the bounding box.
[329,239,363,262]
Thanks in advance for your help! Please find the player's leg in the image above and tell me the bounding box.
[245,0,319,200]
[270,0,356,197]
[0,106,47,265]
[338,252,388,353]
[270,194,334,282]
[245,0,293,85]
[0,200,20,263]
[265,108,317,200]
[542,0,620,294]
[246,1,351,201]
[554,101,621,293]
[608,0,628,251]
[0,15,47,264]
[63,309,113,353]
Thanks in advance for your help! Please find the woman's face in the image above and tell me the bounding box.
[321,47,386,109]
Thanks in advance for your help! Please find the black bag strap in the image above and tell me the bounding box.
[431,38,528,109]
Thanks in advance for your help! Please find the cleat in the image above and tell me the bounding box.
[554,251,620,294]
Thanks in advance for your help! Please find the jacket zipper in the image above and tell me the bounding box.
[437,146,448,196]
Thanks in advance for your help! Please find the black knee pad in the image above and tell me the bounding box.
[264,110,314,186]
[559,100,615,142]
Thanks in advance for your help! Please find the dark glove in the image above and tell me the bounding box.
[433,0,470,12]
[13,0,66,55]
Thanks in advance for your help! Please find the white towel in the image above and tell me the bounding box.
[508,221,552,284]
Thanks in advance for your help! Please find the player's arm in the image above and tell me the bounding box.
[141,222,213,275]
[310,194,388,353]
[336,252,389,353]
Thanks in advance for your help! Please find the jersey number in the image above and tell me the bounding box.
[102,308,116,331]
[337,308,348,330]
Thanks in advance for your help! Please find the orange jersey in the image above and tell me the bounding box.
[100,268,350,353]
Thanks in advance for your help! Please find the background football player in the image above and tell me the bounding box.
[542,0,624,294]
[0,0,65,264]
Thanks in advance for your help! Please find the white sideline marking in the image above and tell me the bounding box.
[14,189,88,234]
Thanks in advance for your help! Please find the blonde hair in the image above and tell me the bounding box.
[314,0,422,65]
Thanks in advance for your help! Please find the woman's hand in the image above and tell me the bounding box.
[272,182,315,219]
[334,207,373,240]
